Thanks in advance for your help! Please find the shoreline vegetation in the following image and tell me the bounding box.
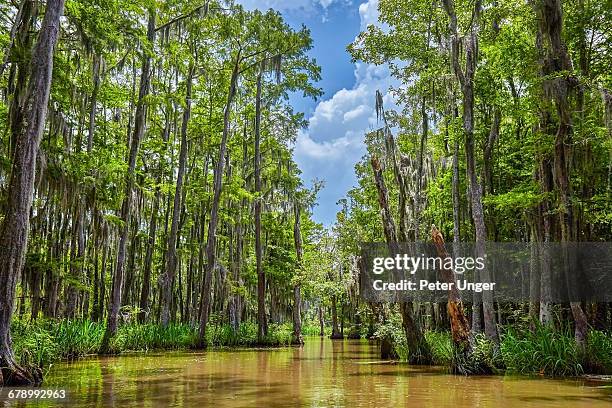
[12,318,611,379]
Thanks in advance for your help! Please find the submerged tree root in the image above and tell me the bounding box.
[0,355,43,386]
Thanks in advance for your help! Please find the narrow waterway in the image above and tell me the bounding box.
[14,338,612,407]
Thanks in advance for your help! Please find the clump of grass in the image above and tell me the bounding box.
[425,331,453,365]
[206,322,257,346]
[12,319,105,370]
[54,319,105,358]
[263,323,293,345]
[500,325,582,376]
[206,322,294,346]
[12,321,59,370]
[302,324,329,336]
[584,330,612,374]
[115,323,198,351]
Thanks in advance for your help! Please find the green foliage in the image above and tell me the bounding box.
[54,319,106,358]
[206,322,258,347]
[370,316,611,377]
[302,324,331,336]
[342,0,612,245]
[1,0,327,368]
[11,319,305,372]
[500,325,583,376]
[469,333,504,371]
[113,323,197,351]
[12,320,60,372]
[206,322,294,347]
[425,331,453,365]
[585,330,612,374]
[373,313,408,360]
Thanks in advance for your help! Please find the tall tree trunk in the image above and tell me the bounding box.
[87,53,101,152]
[138,118,170,323]
[318,305,325,336]
[122,221,138,307]
[65,200,84,318]
[184,226,196,324]
[534,0,588,347]
[91,211,100,321]
[44,197,60,319]
[101,10,155,353]
[160,65,193,327]
[443,0,498,343]
[0,0,65,386]
[483,108,501,197]
[538,160,554,324]
[528,225,540,331]
[452,139,461,242]
[198,50,241,347]
[254,61,268,342]
[330,296,342,339]
[229,134,244,331]
[29,262,41,321]
[96,223,109,322]
[415,95,428,240]
[370,156,431,363]
[292,201,304,345]
[431,226,493,375]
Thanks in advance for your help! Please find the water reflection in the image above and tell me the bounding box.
[7,337,611,407]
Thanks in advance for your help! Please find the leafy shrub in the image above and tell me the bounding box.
[373,314,407,360]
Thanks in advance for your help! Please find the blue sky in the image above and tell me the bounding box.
[239,0,398,226]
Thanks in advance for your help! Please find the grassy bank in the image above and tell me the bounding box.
[501,326,612,376]
[385,325,612,377]
[13,319,611,378]
[11,319,324,372]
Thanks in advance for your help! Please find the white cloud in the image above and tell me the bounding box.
[343,104,368,122]
[358,0,379,29]
[294,62,397,163]
[294,0,400,225]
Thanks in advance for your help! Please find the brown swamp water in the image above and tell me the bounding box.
[4,337,611,407]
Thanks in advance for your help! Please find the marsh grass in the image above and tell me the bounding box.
[205,322,294,347]
[302,324,330,336]
[500,325,582,376]
[115,323,198,351]
[584,330,612,374]
[12,319,611,377]
[384,323,610,377]
[425,331,453,365]
[11,319,303,371]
